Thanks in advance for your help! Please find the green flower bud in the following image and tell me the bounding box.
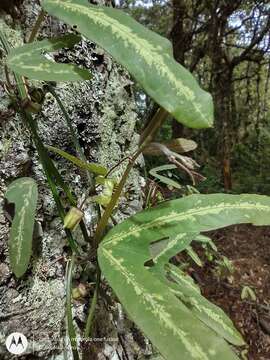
[72,283,88,300]
[72,287,81,300]
[63,207,83,230]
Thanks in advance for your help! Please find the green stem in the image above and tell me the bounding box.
[93,150,140,250]
[26,111,90,249]
[28,10,46,43]
[84,268,101,338]
[93,108,168,251]
[45,86,93,243]
[0,29,11,54]
[139,107,168,146]
[21,111,79,253]
[66,255,80,360]
[83,110,168,346]
[47,84,94,190]
[47,86,85,160]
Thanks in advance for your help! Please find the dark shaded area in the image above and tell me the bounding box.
[193,225,270,359]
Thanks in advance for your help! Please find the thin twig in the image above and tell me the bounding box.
[105,155,132,178]
[84,268,101,338]
[139,108,168,146]
[46,85,86,162]
[66,255,80,360]
[93,108,168,252]
[84,108,169,357]
[21,111,80,253]
[28,10,46,43]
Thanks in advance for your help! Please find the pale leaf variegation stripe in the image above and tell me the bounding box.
[7,34,91,81]
[102,248,210,360]
[168,265,200,294]
[166,265,242,343]
[151,234,188,263]
[5,177,38,278]
[99,194,270,360]
[42,0,214,128]
[46,1,196,103]
[103,199,270,248]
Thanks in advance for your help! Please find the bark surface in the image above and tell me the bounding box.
[0,1,150,359]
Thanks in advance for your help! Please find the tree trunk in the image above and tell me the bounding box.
[0,2,148,359]
[211,63,234,191]
[171,0,186,138]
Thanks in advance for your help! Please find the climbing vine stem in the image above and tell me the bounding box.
[83,108,168,346]
[93,107,168,250]
[28,9,46,43]
[66,254,80,360]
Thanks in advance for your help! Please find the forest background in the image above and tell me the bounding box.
[118,0,270,195]
[0,1,270,359]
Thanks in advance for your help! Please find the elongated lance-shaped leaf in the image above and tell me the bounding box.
[42,0,213,129]
[99,194,270,360]
[152,261,241,346]
[143,138,197,156]
[186,245,203,267]
[150,164,182,189]
[7,34,91,81]
[165,263,242,344]
[47,145,107,176]
[5,177,38,278]
[195,234,218,252]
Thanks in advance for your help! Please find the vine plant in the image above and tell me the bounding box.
[1,1,270,360]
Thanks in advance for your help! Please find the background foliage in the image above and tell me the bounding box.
[118,0,270,194]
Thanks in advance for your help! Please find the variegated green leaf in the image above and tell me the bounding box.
[42,0,213,129]
[153,263,242,346]
[165,264,201,295]
[195,234,218,252]
[186,245,203,266]
[149,235,192,263]
[148,234,242,346]
[47,145,107,176]
[7,34,91,81]
[5,177,38,278]
[99,194,270,360]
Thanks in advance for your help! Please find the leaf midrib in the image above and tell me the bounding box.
[104,201,270,247]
